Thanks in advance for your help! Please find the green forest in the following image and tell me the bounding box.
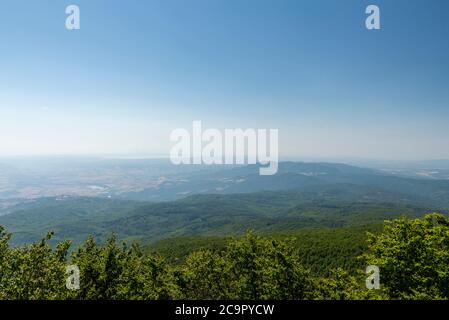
[1,213,448,300]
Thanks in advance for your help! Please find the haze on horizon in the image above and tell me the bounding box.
[1,0,448,161]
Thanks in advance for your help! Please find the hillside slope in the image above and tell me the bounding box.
[0,184,435,246]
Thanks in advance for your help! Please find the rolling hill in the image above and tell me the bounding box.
[0,161,448,247]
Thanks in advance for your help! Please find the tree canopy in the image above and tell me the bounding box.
[0,213,448,300]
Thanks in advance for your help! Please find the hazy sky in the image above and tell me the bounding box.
[0,0,448,160]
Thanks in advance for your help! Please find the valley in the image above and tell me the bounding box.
[0,159,448,248]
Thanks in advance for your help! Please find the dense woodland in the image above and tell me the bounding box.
[1,213,448,300]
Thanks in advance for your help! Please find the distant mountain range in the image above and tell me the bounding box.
[1,161,448,246]
[118,161,449,206]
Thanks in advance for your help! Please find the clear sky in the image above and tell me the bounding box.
[0,0,448,160]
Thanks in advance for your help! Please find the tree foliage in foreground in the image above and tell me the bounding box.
[0,213,448,300]
[363,213,449,299]
[180,232,314,299]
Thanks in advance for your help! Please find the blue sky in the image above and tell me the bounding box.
[0,0,448,160]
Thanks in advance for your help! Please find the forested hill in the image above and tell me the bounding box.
[1,161,449,246]
[0,184,435,246]
[1,214,449,300]
[148,224,384,276]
